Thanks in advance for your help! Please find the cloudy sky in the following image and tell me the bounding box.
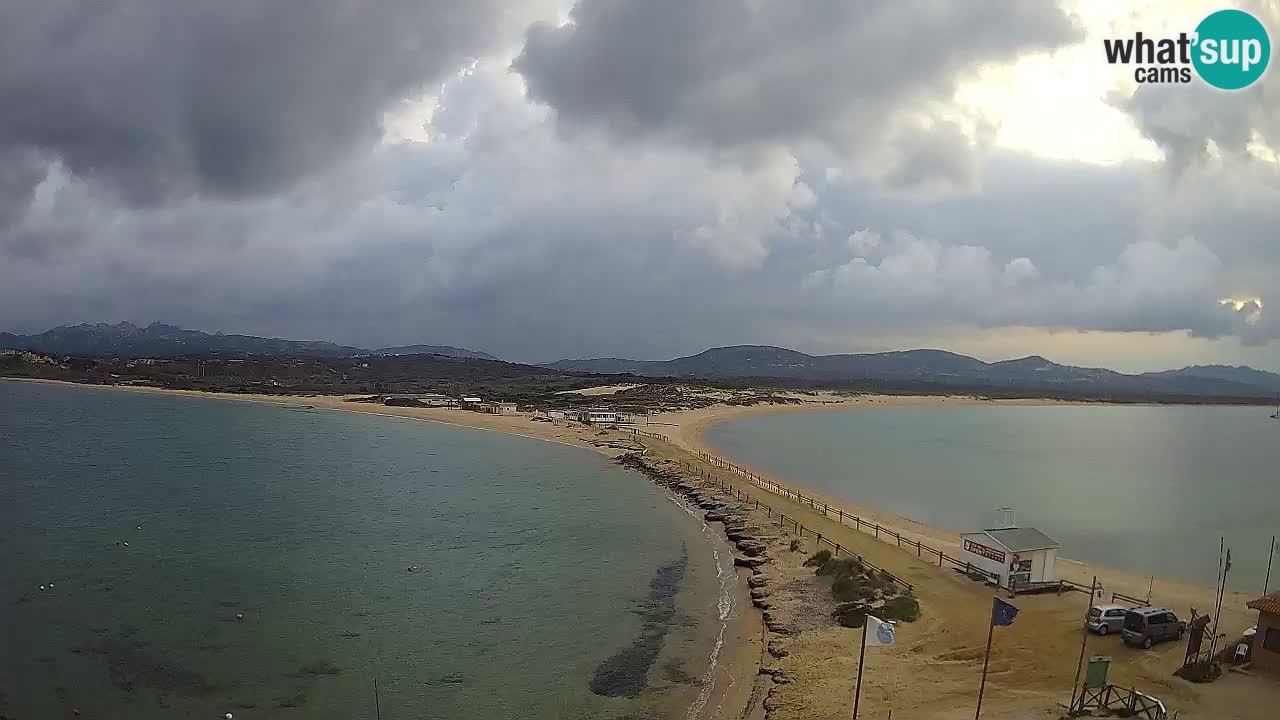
[2,0,1278,371]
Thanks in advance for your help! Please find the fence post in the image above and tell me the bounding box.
[875,524,880,539]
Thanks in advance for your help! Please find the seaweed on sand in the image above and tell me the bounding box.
[589,547,689,698]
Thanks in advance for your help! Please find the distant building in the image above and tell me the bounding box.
[383,393,458,407]
[959,510,1060,591]
[1247,591,1280,675]
[474,402,518,415]
[572,408,628,424]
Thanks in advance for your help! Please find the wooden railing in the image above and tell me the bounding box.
[616,428,1106,597]
[698,464,914,593]
[1073,684,1168,720]
[684,448,1004,586]
[1111,590,1150,606]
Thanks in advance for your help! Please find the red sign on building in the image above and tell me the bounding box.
[964,539,1006,564]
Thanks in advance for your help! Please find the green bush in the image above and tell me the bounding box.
[833,602,870,628]
[816,557,856,578]
[831,575,876,603]
[880,595,921,623]
[802,549,832,567]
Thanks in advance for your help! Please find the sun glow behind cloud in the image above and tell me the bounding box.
[953,0,1226,166]
[1220,296,1265,325]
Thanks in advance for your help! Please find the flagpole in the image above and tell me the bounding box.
[1264,535,1275,596]
[852,620,868,719]
[975,597,996,720]
[1209,545,1231,661]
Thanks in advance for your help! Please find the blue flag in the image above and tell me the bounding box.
[992,598,1019,627]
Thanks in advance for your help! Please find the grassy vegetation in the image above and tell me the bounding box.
[802,549,832,567]
[809,552,921,628]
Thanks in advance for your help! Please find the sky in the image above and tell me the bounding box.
[1,0,1278,371]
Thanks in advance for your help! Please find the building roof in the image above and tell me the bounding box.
[980,527,1061,552]
[1248,591,1280,615]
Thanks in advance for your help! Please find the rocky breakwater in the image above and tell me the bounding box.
[616,452,796,716]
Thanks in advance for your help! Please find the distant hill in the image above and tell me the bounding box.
[375,344,499,361]
[547,345,1280,399]
[0,322,497,360]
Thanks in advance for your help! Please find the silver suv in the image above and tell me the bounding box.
[1086,604,1128,635]
[1121,607,1186,649]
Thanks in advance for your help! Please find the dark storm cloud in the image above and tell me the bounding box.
[0,0,546,205]
[0,148,48,229]
[514,0,1080,151]
[0,5,1276,367]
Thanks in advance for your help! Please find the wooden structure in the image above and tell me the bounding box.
[1247,590,1280,674]
[1071,684,1168,719]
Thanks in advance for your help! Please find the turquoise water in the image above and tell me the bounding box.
[1,381,731,720]
[706,405,1280,590]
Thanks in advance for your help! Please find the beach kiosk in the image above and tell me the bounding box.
[960,512,1061,592]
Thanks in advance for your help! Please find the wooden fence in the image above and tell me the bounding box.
[619,429,1101,595]
[1072,684,1168,720]
[617,427,1009,588]
[688,460,915,593]
[1111,590,1150,606]
[684,447,1005,586]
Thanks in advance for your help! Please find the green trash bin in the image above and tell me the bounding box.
[1085,656,1111,689]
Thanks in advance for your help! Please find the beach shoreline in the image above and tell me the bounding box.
[9,377,1277,718]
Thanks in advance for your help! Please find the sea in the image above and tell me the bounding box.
[0,381,738,720]
[706,403,1280,591]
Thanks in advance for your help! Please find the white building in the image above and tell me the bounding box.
[383,393,458,407]
[573,408,627,424]
[959,517,1061,591]
[474,401,518,415]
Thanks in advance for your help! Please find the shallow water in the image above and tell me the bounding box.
[1,381,733,720]
[706,404,1280,590]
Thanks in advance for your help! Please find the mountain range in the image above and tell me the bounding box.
[546,345,1280,399]
[5,324,1279,401]
[0,322,498,361]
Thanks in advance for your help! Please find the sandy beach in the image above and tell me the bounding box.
[10,378,1277,719]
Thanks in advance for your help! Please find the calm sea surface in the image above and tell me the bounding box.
[1,381,734,720]
[706,404,1280,590]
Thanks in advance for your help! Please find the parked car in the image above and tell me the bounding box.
[1121,607,1186,649]
[1086,604,1129,635]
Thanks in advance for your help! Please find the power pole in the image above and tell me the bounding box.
[1069,576,1099,711]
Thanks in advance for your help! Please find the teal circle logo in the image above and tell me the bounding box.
[1193,9,1270,90]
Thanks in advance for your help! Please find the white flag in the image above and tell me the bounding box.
[865,614,896,647]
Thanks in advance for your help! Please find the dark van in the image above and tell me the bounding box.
[1121,607,1185,649]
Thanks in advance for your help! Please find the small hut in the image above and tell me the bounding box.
[959,509,1061,591]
